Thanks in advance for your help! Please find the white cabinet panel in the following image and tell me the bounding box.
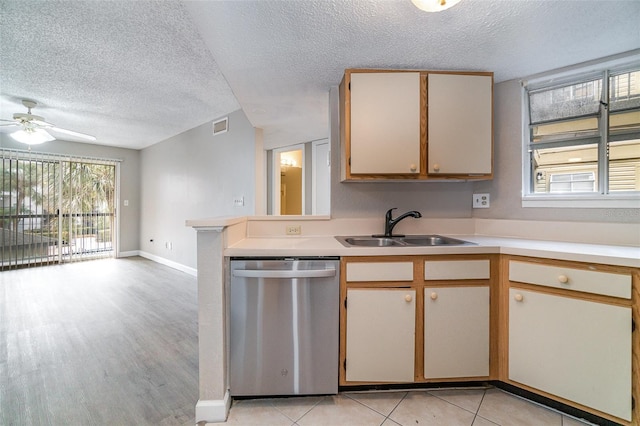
[509,289,632,421]
[424,286,490,378]
[428,74,492,174]
[350,72,421,174]
[346,261,414,282]
[346,288,416,382]
[424,260,490,280]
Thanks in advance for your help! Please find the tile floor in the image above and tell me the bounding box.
[211,387,595,426]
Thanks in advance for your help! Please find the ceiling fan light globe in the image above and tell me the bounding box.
[10,128,55,145]
[411,0,462,12]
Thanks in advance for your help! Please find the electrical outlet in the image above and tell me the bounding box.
[286,225,301,235]
[233,196,244,207]
[473,193,490,208]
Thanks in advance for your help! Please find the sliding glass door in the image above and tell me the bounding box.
[1,150,117,270]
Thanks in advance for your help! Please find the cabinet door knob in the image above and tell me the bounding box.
[432,163,440,172]
[405,294,413,302]
[558,274,569,284]
[514,293,524,302]
[410,164,417,172]
[430,292,438,300]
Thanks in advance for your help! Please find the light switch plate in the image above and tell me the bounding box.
[473,193,490,208]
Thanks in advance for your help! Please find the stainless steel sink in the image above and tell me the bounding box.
[341,237,405,247]
[400,235,471,246]
[335,235,474,247]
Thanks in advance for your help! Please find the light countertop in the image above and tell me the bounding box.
[226,235,640,268]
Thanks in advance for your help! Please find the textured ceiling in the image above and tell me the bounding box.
[1,0,639,150]
[0,0,240,149]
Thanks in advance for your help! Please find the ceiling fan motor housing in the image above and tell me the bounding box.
[13,112,45,123]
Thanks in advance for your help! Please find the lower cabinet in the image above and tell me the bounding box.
[509,288,632,422]
[424,286,489,378]
[345,288,416,382]
[340,256,493,385]
[339,255,638,424]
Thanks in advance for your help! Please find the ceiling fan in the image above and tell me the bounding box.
[0,99,96,145]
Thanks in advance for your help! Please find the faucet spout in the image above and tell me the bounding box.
[381,208,422,238]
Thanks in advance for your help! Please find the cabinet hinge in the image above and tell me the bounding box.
[633,319,636,333]
[348,157,351,166]
[348,82,350,91]
[344,297,347,309]
[632,396,635,410]
[343,359,347,371]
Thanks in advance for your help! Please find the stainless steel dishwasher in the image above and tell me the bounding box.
[229,257,340,396]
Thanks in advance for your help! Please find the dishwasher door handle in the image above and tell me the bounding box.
[232,268,336,279]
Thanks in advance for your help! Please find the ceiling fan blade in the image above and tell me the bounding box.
[50,126,97,141]
[31,119,55,127]
[0,122,20,127]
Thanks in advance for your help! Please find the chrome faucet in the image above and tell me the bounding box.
[380,208,422,238]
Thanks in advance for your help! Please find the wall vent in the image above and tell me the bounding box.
[212,117,228,136]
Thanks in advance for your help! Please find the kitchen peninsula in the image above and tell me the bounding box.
[187,215,640,425]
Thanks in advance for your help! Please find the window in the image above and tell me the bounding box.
[524,61,640,207]
[549,172,595,193]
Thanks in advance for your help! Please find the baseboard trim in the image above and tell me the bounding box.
[195,391,231,423]
[118,250,140,258]
[137,251,197,276]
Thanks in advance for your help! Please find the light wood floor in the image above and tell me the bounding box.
[0,257,198,425]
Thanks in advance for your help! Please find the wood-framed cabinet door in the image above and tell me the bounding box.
[349,71,421,175]
[509,288,632,422]
[427,73,493,175]
[424,286,490,379]
[345,288,416,382]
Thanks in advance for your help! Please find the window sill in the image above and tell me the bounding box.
[522,194,640,209]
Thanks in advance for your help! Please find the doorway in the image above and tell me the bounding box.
[273,145,304,215]
[1,150,118,270]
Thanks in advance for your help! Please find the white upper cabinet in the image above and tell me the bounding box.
[349,72,421,175]
[428,73,493,175]
[341,69,493,180]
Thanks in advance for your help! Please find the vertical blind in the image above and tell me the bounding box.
[1,148,119,270]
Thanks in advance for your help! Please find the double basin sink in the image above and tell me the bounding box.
[335,235,474,247]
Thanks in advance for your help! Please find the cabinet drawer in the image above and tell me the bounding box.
[509,261,631,299]
[424,260,490,280]
[346,262,414,282]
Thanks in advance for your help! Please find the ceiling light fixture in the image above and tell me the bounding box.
[1,99,97,145]
[281,157,297,167]
[411,0,462,12]
[10,128,56,145]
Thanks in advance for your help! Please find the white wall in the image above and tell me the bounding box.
[0,134,141,253]
[139,109,257,270]
[472,80,640,224]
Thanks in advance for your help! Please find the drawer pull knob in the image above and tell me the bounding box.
[558,275,569,284]
[405,294,413,302]
[433,163,440,172]
[410,164,417,172]
[514,293,524,302]
[430,292,438,300]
